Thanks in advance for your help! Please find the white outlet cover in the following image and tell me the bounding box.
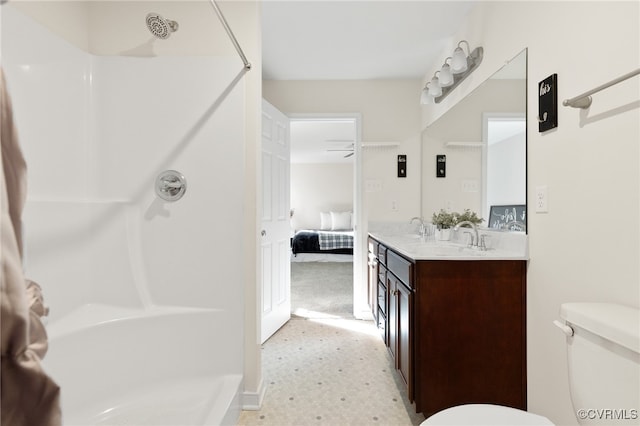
[536,185,548,213]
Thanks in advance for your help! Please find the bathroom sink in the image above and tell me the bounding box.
[401,234,423,239]
[414,243,489,257]
[370,230,529,261]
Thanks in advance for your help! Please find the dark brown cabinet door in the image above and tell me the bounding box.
[387,275,398,357]
[387,273,413,402]
[378,264,388,343]
[397,279,412,398]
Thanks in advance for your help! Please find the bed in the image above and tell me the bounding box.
[291,229,354,262]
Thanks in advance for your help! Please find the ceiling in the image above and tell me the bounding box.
[290,118,358,164]
[262,1,476,81]
[262,1,477,163]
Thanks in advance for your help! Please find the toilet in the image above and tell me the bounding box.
[422,404,553,425]
[422,302,640,425]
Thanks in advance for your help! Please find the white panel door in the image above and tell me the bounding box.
[261,100,291,343]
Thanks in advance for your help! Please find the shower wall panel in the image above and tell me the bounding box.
[3,4,245,353]
[91,56,245,311]
[2,4,91,200]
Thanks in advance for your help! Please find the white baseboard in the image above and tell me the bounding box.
[241,379,266,411]
[354,308,373,321]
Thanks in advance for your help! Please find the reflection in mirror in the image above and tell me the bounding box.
[421,49,527,232]
[483,113,526,230]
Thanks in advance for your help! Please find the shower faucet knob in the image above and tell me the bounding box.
[155,170,187,202]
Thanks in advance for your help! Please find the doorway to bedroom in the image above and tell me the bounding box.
[289,116,359,319]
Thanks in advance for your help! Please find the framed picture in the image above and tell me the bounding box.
[489,204,526,231]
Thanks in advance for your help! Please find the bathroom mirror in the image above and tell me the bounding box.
[421,49,527,232]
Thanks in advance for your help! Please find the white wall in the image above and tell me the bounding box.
[263,79,423,226]
[8,1,90,52]
[290,163,353,231]
[422,2,639,424]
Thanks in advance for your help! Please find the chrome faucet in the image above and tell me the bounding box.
[410,217,425,237]
[454,221,481,249]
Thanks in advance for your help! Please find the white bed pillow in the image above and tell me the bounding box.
[320,212,332,230]
[331,211,352,230]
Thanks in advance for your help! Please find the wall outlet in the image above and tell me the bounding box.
[536,185,548,213]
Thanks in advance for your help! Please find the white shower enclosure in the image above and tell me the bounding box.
[2,3,246,425]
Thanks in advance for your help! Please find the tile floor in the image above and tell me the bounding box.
[237,315,426,425]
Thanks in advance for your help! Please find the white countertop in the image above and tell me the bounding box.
[369,229,529,261]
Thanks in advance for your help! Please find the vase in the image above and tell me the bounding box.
[437,228,451,241]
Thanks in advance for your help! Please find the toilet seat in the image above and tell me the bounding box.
[421,404,554,426]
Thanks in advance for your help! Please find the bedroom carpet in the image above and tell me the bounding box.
[237,262,426,426]
[290,262,354,318]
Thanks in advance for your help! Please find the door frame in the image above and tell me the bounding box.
[287,112,368,319]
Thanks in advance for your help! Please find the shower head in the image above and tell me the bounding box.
[146,13,179,40]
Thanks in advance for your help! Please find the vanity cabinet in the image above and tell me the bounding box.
[413,260,527,416]
[368,238,414,400]
[367,235,527,418]
[386,250,413,396]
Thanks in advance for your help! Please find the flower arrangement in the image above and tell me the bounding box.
[456,209,484,226]
[431,209,457,230]
[431,208,483,229]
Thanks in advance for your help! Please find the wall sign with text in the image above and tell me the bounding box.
[538,74,558,132]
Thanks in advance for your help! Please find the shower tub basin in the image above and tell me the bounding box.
[42,304,241,426]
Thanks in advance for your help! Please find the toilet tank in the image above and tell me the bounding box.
[560,303,639,425]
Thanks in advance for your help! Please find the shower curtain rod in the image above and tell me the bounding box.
[208,0,252,70]
[563,68,639,109]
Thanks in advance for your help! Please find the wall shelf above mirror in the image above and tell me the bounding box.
[421,49,527,233]
[444,141,483,148]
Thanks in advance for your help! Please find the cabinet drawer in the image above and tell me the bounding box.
[378,264,387,284]
[387,250,413,289]
[368,238,379,255]
[378,245,387,266]
[377,282,387,315]
[377,310,386,340]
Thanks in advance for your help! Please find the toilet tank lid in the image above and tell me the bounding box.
[560,303,639,353]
